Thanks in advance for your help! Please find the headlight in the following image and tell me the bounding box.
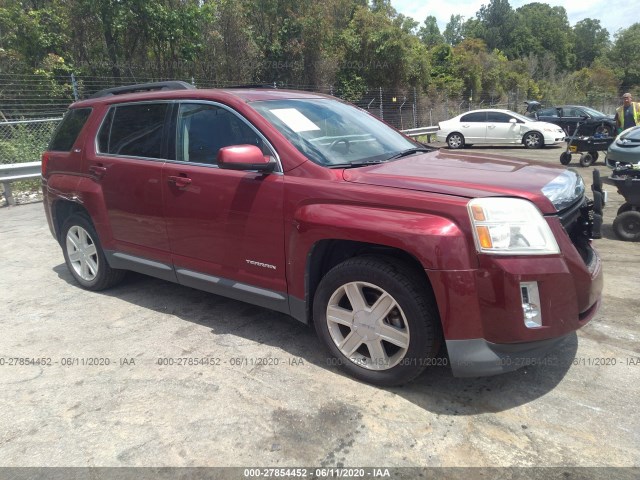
[468,198,560,255]
[541,169,585,211]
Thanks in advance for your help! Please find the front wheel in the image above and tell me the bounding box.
[61,214,125,290]
[595,125,613,137]
[523,131,543,149]
[446,133,465,149]
[560,152,572,165]
[313,257,440,386]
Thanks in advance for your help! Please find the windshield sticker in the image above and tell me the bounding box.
[270,108,321,133]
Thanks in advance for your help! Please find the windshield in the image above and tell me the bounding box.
[581,106,607,117]
[621,126,640,140]
[505,110,533,122]
[251,98,419,166]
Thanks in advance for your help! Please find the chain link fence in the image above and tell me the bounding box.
[0,118,60,165]
[0,72,633,167]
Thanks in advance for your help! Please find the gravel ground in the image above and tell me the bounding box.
[0,144,638,473]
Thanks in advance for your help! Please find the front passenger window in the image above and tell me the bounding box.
[176,103,266,164]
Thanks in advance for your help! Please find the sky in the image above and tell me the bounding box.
[391,0,637,38]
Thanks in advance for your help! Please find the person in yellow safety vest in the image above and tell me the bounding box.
[616,92,640,133]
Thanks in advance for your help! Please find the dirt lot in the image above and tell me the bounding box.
[0,144,638,474]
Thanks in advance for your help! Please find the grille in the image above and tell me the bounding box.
[555,196,594,266]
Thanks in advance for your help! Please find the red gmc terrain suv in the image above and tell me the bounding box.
[42,82,604,386]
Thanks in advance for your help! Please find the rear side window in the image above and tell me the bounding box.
[48,108,92,151]
[538,108,558,117]
[460,112,486,122]
[98,103,169,159]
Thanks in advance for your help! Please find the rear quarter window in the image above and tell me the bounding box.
[48,108,92,151]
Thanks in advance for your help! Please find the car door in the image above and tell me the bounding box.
[560,107,584,136]
[87,101,173,275]
[486,111,520,143]
[161,101,288,312]
[458,112,487,143]
[536,107,559,125]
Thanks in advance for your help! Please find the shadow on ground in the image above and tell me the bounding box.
[54,264,576,416]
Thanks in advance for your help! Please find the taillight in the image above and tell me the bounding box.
[41,151,50,176]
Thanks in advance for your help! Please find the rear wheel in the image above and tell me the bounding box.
[617,203,634,216]
[446,133,465,149]
[523,131,543,149]
[560,152,572,165]
[61,214,125,290]
[613,211,640,242]
[580,153,595,167]
[313,257,440,386]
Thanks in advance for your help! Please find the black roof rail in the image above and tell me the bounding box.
[223,83,278,89]
[89,81,196,99]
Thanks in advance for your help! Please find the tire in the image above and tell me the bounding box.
[446,133,465,149]
[580,153,594,167]
[313,256,441,386]
[61,214,125,290]
[617,202,633,216]
[595,124,613,137]
[523,131,543,149]
[560,152,572,165]
[613,211,640,242]
[588,151,599,162]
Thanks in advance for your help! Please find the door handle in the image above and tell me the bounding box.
[167,175,192,189]
[89,165,107,178]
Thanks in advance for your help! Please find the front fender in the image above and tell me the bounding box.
[286,203,475,299]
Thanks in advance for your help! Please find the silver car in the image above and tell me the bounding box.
[606,126,640,169]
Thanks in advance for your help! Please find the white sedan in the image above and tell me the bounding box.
[436,109,566,149]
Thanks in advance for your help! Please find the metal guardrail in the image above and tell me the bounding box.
[0,162,41,206]
[0,124,439,206]
[401,126,439,142]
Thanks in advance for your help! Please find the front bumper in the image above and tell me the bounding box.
[446,334,574,377]
[427,207,603,377]
[605,148,638,169]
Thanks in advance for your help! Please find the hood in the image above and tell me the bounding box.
[343,150,567,214]
[529,120,564,131]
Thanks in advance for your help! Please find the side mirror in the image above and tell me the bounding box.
[217,145,276,172]
[509,118,518,124]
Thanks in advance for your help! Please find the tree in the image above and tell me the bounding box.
[574,19,610,69]
[418,16,443,47]
[473,0,516,53]
[611,23,640,88]
[443,14,464,46]
[514,3,573,71]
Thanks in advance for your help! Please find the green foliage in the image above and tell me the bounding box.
[0,122,56,164]
[443,15,465,46]
[418,16,443,47]
[574,19,610,69]
[611,23,640,88]
[0,0,636,111]
[514,3,573,70]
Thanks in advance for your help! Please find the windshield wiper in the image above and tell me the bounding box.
[326,160,389,169]
[384,147,432,161]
